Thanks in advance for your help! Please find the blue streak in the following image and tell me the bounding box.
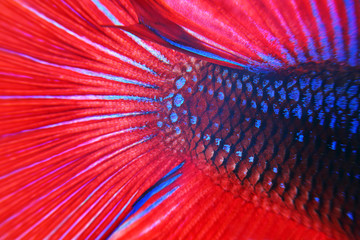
[327,0,346,61]
[309,0,332,60]
[344,0,358,66]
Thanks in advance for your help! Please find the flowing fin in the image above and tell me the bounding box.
[0,1,186,239]
[107,161,333,240]
[126,0,359,70]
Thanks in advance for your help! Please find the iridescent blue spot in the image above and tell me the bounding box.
[243,75,250,81]
[157,121,163,127]
[253,77,259,84]
[324,83,334,93]
[261,101,268,113]
[183,110,187,115]
[287,79,296,88]
[307,109,313,123]
[214,123,219,128]
[226,80,232,88]
[186,66,192,72]
[255,120,261,128]
[267,86,274,98]
[311,77,322,91]
[242,99,247,105]
[283,108,290,119]
[330,141,337,150]
[192,75,197,82]
[175,127,181,135]
[174,94,184,107]
[190,116,197,125]
[170,112,178,123]
[350,119,359,134]
[314,197,319,202]
[299,76,310,89]
[262,79,269,87]
[336,86,346,95]
[232,97,236,102]
[166,101,172,111]
[347,212,354,221]
[329,114,336,128]
[279,88,286,102]
[289,87,300,102]
[325,93,335,112]
[337,96,347,110]
[223,144,231,153]
[302,89,311,107]
[317,111,324,125]
[273,167,278,173]
[348,85,358,98]
[218,92,224,100]
[176,77,186,89]
[273,104,279,114]
[198,85,204,92]
[257,87,263,97]
[187,87,192,93]
[314,92,323,110]
[232,73,238,79]
[280,183,285,188]
[237,80,242,89]
[222,69,228,76]
[164,93,174,100]
[236,151,242,157]
[293,105,302,119]
[349,98,358,114]
[246,83,253,92]
[204,134,210,141]
[309,116,313,123]
[251,100,257,109]
[298,134,304,142]
[249,156,254,163]
[208,89,214,95]
[274,80,283,89]
[217,76,222,84]
[215,138,221,145]
[355,174,360,180]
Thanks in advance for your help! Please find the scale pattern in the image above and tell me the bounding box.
[158,62,360,238]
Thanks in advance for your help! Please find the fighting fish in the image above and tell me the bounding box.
[0,0,359,239]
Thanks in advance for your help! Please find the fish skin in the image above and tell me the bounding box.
[159,61,360,238]
[0,0,359,240]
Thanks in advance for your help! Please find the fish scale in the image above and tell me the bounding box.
[157,61,360,238]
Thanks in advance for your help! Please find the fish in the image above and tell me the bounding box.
[0,0,359,239]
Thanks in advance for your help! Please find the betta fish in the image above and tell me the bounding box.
[0,0,359,239]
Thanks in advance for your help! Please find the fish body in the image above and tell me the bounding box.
[0,0,359,239]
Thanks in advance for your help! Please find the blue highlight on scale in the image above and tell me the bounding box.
[170,112,178,123]
[176,77,186,89]
[174,94,184,107]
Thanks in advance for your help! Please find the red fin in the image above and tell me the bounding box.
[126,0,252,70]
[103,24,171,47]
[108,161,336,240]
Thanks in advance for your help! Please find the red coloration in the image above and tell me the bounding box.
[109,160,331,240]
[129,0,360,69]
[0,0,358,239]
